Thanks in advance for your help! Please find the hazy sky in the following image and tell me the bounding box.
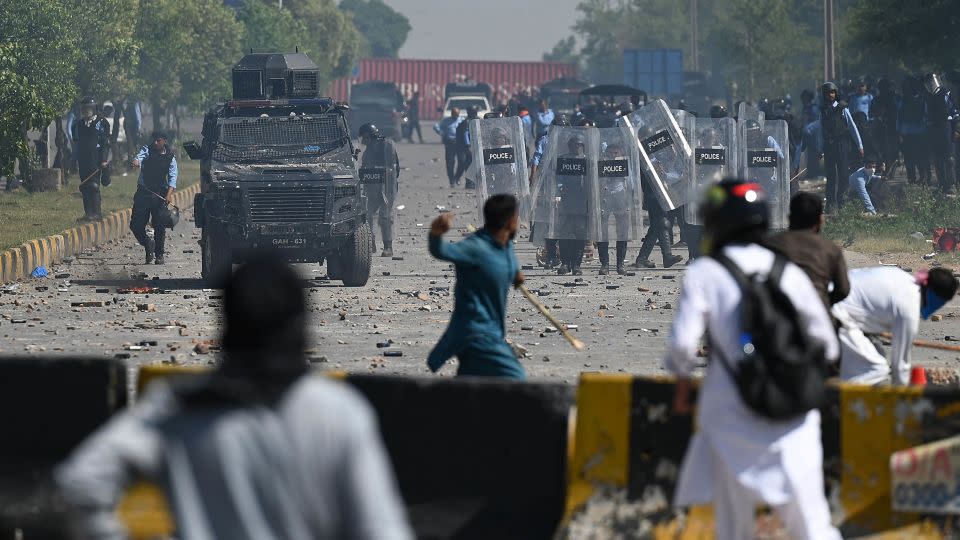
[382,0,582,62]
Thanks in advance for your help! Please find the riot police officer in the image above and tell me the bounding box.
[819,82,863,212]
[71,96,111,222]
[359,123,400,257]
[924,73,959,194]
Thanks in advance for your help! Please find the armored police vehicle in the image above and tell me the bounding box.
[183,53,371,286]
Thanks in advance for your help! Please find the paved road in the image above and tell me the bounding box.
[2,141,959,385]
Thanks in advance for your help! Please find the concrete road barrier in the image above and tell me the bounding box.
[0,357,127,538]
[128,367,574,539]
[565,373,960,538]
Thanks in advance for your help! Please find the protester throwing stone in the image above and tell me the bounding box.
[427,194,526,379]
[56,253,413,540]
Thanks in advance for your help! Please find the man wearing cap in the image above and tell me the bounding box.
[131,132,178,265]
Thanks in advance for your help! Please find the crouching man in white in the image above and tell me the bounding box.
[666,180,841,540]
[832,266,958,385]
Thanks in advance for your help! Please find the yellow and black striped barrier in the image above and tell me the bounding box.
[0,182,200,283]
[565,373,959,538]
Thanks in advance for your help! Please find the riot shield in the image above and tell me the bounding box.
[469,116,531,221]
[530,126,601,242]
[629,99,693,211]
[737,102,765,127]
[597,124,642,242]
[686,117,738,225]
[739,118,790,230]
[358,137,398,206]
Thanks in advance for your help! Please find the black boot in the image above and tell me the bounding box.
[145,237,155,264]
[616,241,628,274]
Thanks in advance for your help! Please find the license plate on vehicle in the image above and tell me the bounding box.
[270,237,307,247]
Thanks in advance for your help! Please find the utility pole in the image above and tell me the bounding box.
[823,0,835,82]
[278,0,283,8]
[690,0,700,71]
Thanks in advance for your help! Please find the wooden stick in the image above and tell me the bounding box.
[790,167,808,183]
[518,284,585,351]
[873,331,960,352]
[78,168,102,187]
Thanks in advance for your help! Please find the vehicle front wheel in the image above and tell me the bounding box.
[201,224,232,286]
[339,221,372,287]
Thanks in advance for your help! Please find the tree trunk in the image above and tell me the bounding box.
[152,100,163,134]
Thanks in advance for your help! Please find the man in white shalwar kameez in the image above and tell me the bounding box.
[666,180,842,540]
[832,266,958,385]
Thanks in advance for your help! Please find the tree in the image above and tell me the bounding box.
[709,0,819,99]
[0,0,80,176]
[543,36,580,65]
[69,0,141,100]
[339,0,411,58]
[136,0,243,130]
[236,0,310,56]
[846,0,960,73]
[286,0,363,84]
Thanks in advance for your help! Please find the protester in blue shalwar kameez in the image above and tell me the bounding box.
[427,194,526,379]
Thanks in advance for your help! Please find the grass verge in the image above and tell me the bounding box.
[823,184,960,258]
[0,160,199,250]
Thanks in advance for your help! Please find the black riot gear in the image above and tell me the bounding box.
[821,82,839,104]
[552,114,570,127]
[358,123,380,140]
[709,105,728,119]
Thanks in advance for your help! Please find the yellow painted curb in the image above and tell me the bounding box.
[0,182,200,283]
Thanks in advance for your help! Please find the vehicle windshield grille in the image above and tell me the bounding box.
[214,116,348,162]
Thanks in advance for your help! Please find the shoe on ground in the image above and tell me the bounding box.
[572,266,583,276]
[380,247,394,257]
[616,264,627,275]
[664,255,684,268]
[598,263,609,276]
[633,258,655,269]
[557,264,570,275]
[464,180,476,189]
[154,256,165,265]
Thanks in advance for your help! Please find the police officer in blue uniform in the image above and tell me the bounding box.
[71,96,111,222]
[131,132,178,264]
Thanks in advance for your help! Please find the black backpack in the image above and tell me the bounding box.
[711,252,829,420]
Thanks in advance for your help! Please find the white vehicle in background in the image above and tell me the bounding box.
[441,81,494,118]
[442,95,492,119]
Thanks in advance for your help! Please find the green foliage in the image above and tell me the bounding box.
[551,0,823,99]
[568,0,689,82]
[847,0,960,73]
[0,0,80,176]
[544,36,580,65]
[136,0,244,113]
[237,0,310,56]
[340,0,410,58]
[709,0,819,99]
[291,0,363,83]
[824,185,960,254]
[69,0,141,98]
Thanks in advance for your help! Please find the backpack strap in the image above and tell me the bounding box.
[768,254,788,286]
[711,252,750,289]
